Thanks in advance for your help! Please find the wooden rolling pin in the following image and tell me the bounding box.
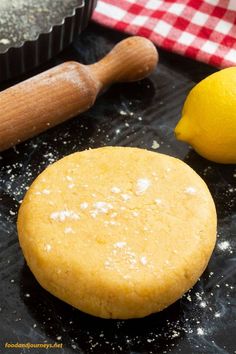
[0,36,158,151]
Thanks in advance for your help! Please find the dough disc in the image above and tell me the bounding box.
[17,147,216,319]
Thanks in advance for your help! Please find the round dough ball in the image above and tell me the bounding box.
[17,147,216,319]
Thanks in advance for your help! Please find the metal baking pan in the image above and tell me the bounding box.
[0,0,97,81]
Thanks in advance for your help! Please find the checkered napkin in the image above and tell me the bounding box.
[92,0,236,68]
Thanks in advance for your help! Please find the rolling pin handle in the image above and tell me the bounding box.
[88,36,158,88]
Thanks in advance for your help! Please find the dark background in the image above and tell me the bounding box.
[0,23,235,354]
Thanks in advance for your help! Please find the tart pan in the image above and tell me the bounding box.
[0,0,97,81]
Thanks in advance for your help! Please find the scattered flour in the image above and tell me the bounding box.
[151,140,160,149]
[218,240,231,251]
[199,301,207,308]
[214,312,221,318]
[197,327,205,336]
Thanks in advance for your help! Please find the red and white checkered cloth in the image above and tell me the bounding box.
[92,0,236,68]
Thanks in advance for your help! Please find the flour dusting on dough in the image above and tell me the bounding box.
[42,189,50,194]
[155,198,162,205]
[93,202,113,214]
[114,242,127,248]
[185,186,196,195]
[50,210,80,221]
[80,202,88,209]
[111,187,121,194]
[64,227,74,234]
[136,178,150,195]
[140,256,148,265]
[121,194,131,201]
[44,244,52,252]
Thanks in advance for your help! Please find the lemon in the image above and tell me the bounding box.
[175,67,236,164]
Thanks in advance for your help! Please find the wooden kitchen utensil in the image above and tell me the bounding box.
[0,36,158,151]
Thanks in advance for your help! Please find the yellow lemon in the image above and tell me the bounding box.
[175,67,236,164]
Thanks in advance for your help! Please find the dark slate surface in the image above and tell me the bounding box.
[0,23,235,354]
